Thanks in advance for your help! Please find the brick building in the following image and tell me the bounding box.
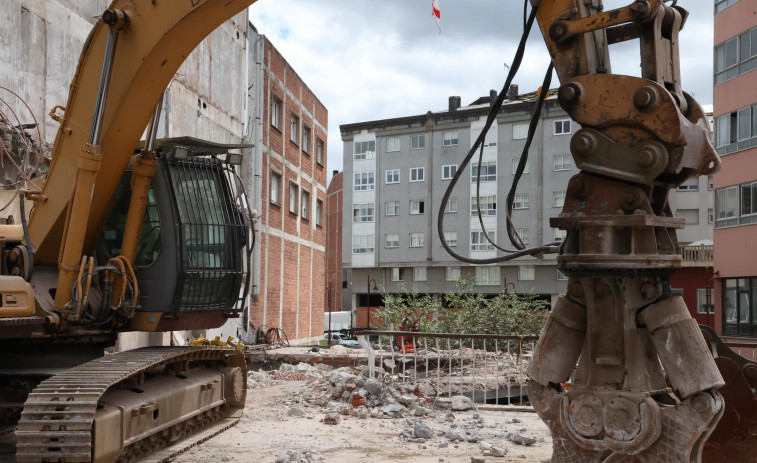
[326,171,344,312]
[227,24,328,343]
[712,0,757,343]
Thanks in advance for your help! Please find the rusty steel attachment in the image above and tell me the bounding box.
[528,0,726,461]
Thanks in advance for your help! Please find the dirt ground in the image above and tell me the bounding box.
[174,380,553,463]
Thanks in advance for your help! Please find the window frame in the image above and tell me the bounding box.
[301,189,311,220]
[316,138,325,166]
[554,119,572,135]
[410,200,425,215]
[386,169,400,184]
[386,137,400,152]
[518,265,535,281]
[443,131,459,147]
[446,266,461,281]
[391,267,405,281]
[354,171,375,191]
[471,195,497,217]
[512,159,530,174]
[354,140,376,160]
[409,232,425,248]
[352,202,375,223]
[288,181,299,215]
[443,231,458,247]
[442,164,457,180]
[411,134,426,150]
[290,113,300,145]
[413,267,427,282]
[410,167,425,182]
[385,201,399,216]
[315,198,323,227]
[270,170,283,206]
[475,266,500,286]
[513,193,530,209]
[471,161,497,183]
[271,94,283,131]
[553,191,566,208]
[553,154,572,171]
[470,231,495,251]
[445,197,458,214]
[352,234,375,254]
[385,233,399,248]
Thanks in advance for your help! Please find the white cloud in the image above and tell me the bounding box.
[249,1,714,180]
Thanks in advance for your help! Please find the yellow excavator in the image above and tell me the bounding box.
[0,0,753,462]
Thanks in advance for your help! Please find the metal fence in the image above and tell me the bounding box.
[355,330,538,407]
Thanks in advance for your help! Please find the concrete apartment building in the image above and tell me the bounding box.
[1,2,327,344]
[326,171,344,312]
[339,92,714,327]
[712,0,757,342]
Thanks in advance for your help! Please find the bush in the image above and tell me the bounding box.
[378,278,550,336]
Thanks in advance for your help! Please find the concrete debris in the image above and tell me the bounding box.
[471,458,486,463]
[322,412,340,425]
[287,407,306,417]
[274,449,323,463]
[508,432,537,446]
[451,395,474,411]
[414,420,435,439]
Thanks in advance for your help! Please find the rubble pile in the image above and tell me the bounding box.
[274,449,323,463]
[245,362,547,460]
[0,118,49,188]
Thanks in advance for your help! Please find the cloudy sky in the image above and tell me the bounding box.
[248,1,714,180]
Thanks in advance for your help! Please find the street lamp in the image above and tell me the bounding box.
[367,276,378,329]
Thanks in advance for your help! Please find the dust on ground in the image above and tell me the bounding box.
[174,362,552,463]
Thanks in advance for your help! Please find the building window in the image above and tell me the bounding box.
[557,269,568,281]
[518,265,535,281]
[270,170,282,206]
[513,123,529,140]
[471,161,496,183]
[409,232,425,248]
[714,104,757,156]
[709,176,714,191]
[553,154,571,171]
[715,28,756,85]
[516,228,529,245]
[410,167,425,182]
[697,288,714,314]
[708,208,714,224]
[443,231,458,247]
[302,125,311,153]
[290,114,300,145]
[716,181,757,228]
[301,189,311,220]
[354,140,376,160]
[411,134,426,150]
[676,209,699,225]
[442,164,457,180]
[554,228,567,242]
[385,233,399,248]
[316,199,323,226]
[553,191,566,208]
[471,195,496,216]
[554,119,571,135]
[386,201,399,216]
[352,234,375,254]
[512,159,530,174]
[446,266,461,281]
[722,277,757,336]
[475,266,500,286]
[354,172,375,191]
[443,131,459,146]
[410,200,425,215]
[387,137,400,152]
[513,193,530,209]
[413,267,427,282]
[715,0,741,13]
[386,169,400,184]
[288,181,299,215]
[470,231,495,251]
[271,95,282,130]
[445,197,458,213]
[316,138,325,165]
[391,267,405,281]
[677,178,699,191]
[353,203,375,223]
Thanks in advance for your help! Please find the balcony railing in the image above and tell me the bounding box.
[680,244,713,266]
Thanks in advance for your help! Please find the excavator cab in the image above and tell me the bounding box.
[99,137,252,324]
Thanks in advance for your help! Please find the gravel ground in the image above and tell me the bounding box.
[173,363,552,463]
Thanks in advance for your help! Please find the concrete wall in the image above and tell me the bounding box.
[1,0,249,349]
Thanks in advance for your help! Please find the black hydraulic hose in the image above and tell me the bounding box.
[18,193,33,281]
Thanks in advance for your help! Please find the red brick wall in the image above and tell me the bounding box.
[248,36,327,341]
[326,172,343,312]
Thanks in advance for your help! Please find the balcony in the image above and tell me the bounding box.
[680,244,714,267]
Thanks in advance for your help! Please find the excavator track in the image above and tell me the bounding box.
[15,346,246,463]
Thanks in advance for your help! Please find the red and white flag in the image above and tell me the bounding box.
[432,0,440,31]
